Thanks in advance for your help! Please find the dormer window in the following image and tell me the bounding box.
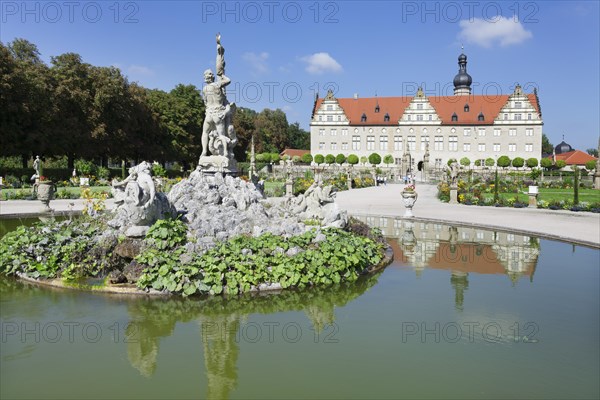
[375,105,380,113]
[451,112,458,122]
[384,113,390,122]
[464,103,470,112]
[515,102,522,108]
[361,113,367,122]
[478,112,485,121]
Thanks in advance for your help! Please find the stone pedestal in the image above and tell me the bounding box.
[401,191,418,218]
[347,173,352,190]
[594,172,600,190]
[198,155,238,176]
[528,186,538,208]
[286,179,293,197]
[449,187,458,204]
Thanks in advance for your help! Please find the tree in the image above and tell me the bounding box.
[586,148,598,157]
[314,154,324,165]
[325,154,335,164]
[292,155,300,163]
[540,158,553,170]
[270,153,280,163]
[460,157,471,167]
[555,160,567,169]
[542,133,553,155]
[383,154,394,166]
[526,158,539,168]
[261,152,272,163]
[485,157,495,167]
[447,158,457,166]
[301,153,313,164]
[254,108,289,153]
[347,154,359,165]
[360,156,368,165]
[335,153,346,164]
[474,159,482,167]
[232,107,257,161]
[287,122,310,150]
[368,153,381,165]
[512,157,525,169]
[497,156,511,169]
[585,160,596,170]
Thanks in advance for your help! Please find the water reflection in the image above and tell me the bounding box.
[357,216,540,310]
[123,275,380,399]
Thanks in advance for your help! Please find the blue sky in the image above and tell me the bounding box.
[1,0,599,151]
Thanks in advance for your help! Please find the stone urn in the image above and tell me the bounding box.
[36,180,56,212]
[401,190,418,217]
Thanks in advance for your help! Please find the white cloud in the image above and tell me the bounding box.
[300,52,343,75]
[127,65,155,77]
[458,16,533,48]
[242,51,269,74]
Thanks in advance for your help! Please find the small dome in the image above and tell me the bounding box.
[555,141,572,154]
[453,53,472,89]
[458,53,467,62]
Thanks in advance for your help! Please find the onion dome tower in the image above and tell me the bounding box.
[453,49,472,96]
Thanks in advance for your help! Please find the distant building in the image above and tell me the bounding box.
[310,52,543,172]
[280,148,310,159]
[548,138,597,166]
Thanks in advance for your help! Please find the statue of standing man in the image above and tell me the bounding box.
[199,34,238,173]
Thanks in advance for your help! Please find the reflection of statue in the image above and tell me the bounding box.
[198,34,238,173]
[109,161,174,237]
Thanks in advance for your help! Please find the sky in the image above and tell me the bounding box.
[1,0,599,151]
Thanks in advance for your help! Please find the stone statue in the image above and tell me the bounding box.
[450,161,459,186]
[288,182,348,228]
[198,34,238,174]
[31,155,41,181]
[109,161,174,237]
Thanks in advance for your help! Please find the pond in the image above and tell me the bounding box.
[1,217,598,399]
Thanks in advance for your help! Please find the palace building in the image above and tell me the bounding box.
[310,52,543,172]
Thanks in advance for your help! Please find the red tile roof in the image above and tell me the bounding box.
[280,148,310,158]
[547,150,597,165]
[313,94,541,126]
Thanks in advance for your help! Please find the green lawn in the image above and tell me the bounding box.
[481,188,600,203]
[1,186,111,200]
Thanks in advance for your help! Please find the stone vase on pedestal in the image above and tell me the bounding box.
[401,190,418,217]
[36,181,56,212]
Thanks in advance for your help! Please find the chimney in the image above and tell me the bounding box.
[353,93,358,100]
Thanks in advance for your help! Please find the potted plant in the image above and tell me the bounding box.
[401,184,418,217]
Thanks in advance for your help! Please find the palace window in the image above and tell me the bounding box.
[417,103,423,110]
[478,112,485,121]
[434,136,443,151]
[420,136,429,151]
[327,105,333,110]
[394,136,403,151]
[327,115,333,122]
[428,114,433,121]
[463,143,471,152]
[464,103,470,112]
[515,101,522,108]
[478,128,486,136]
[515,113,522,120]
[341,129,348,136]
[341,142,349,150]
[375,105,380,113]
[494,128,501,136]
[331,143,337,150]
[509,143,517,152]
[352,136,360,150]
[407,136,416,151]
[528,113,532,120]
[319,129,325,136]
[319,142,325,150]
[525,143,533,152]
[367,136,375,150]
[331,129,337,136]
[504,113,508,120]
[417,114,423,121]
[464,128,471,136]
[493,143,500,152]
[379,135,388,151]
[478,143,486,152]
[526,128,533,136]
[449,136,458,151]
[509,128,517,136]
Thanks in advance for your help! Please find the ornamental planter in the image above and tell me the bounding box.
[36,181,56,212]
[401,190,418,217]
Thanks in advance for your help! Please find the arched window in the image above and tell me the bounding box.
[451,112,458,122]
[361,113,367,122]
[384,113,390,122]
[478,112,485,121]
[464,103,470,112]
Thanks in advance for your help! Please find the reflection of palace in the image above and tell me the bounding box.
[356,216,540,310]
[123,276,380,399]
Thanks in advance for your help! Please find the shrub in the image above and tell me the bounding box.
[151,164,166,177]
[485,158,495,167]
[585,160,596,170]
[335,153,346,164]
[460,157,470,167]
[447,158,457,167]
[497,156,511,169]
[75,159,96,176]
[526,158,539,168]
[383,154,394,165]
[556,160,567,169]
[314,154,324,165]
[270,153,280,163]
[301,153,313,164]
[347,154,359,165]
[512,157,525,169]
[368,153,381,165]
[292,155,301,163]
[360,156,368,165]
[325,154,335,165]
[540,158,553,169]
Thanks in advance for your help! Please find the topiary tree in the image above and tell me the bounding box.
[335,153,346,164]
[314,154,324,165]
[282,155,290,161]
[256,153,265,163]
[292,155,301,163]
[270,153,280,163]
[512,157,525,169]
[261,152,272,163]
[526,158,539,168]
[325,154,335,165]
[301,153,313,164]
[485,157,495,167]
[347,154,359,165]
[383,154,394,166]
[447,158,457,167]
[460,157,471,167]
[555,160,567,169]
[360,156,368,165]
[474,159,482,167]
[585,160,596,170]
[497,155,511,169]
[540,158,553,170]
[368,153,382,166]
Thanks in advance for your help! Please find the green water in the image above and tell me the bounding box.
[1,220,599,399]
